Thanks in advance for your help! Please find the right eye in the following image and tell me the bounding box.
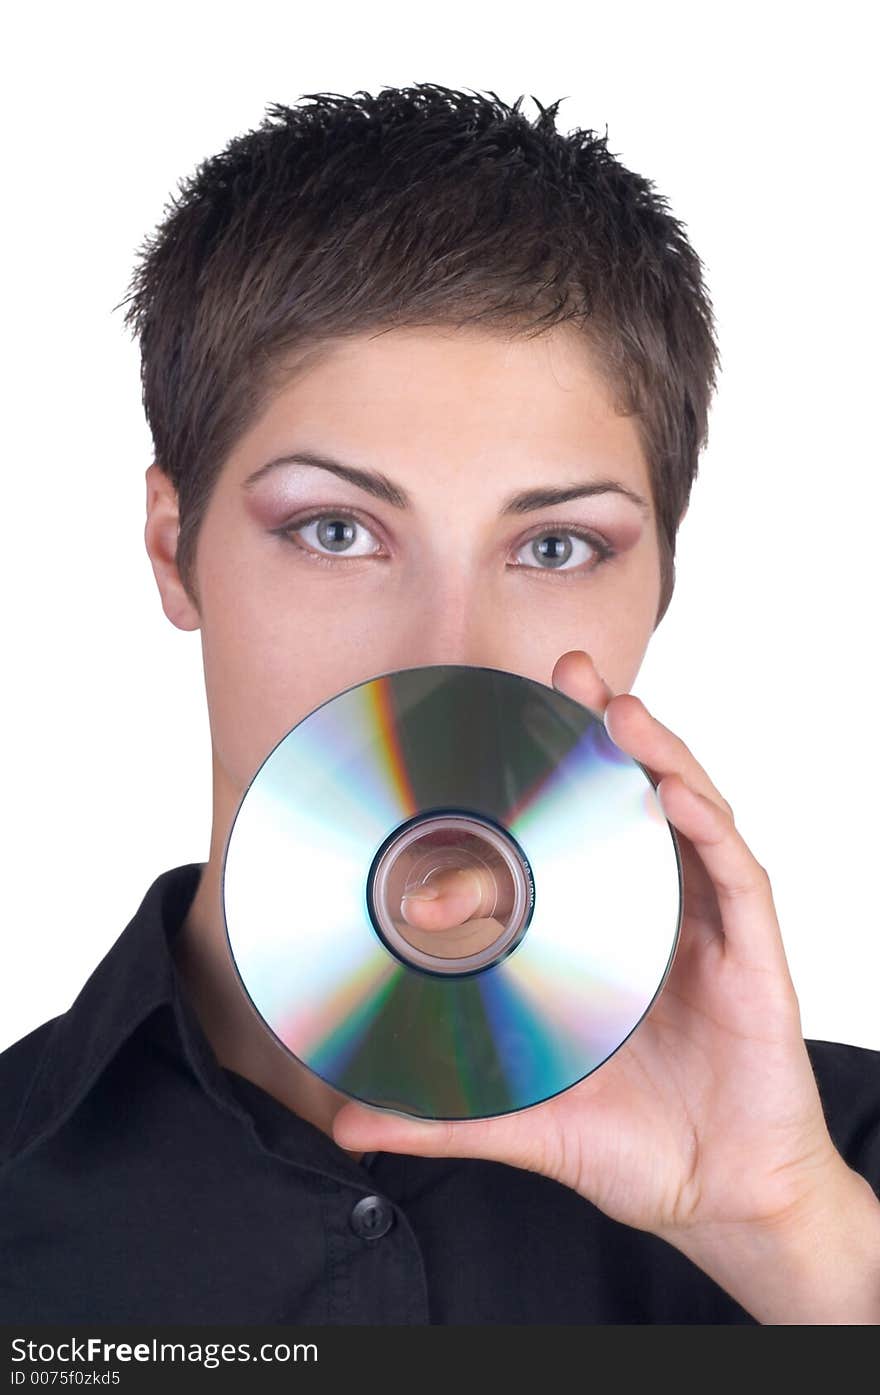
[276,511,386,563]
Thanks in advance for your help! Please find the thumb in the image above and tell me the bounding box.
[331,1097,529,1166]
[400,864,498,930]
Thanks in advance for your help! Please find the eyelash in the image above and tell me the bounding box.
[270,508,617,578]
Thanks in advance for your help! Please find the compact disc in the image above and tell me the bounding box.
[221,664,683,1121]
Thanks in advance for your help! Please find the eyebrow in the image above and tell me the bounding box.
[241,450,650,517]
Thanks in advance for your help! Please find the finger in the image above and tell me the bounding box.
[604,694,735,823]
[657,772,792,980]
[401,865,497,930]
[550,652,732,822]
[551,649,616,718]
[332,1097,525,1167]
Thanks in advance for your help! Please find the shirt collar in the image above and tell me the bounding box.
[8,864,381,1188]
[7,863,205,1162]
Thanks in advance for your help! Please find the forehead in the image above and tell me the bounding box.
[236,323,649,491]
[269,322,619,409]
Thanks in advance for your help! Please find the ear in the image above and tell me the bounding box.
[144,462,201,632]
[678,502,689,526]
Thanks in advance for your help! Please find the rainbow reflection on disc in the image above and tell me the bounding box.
[221,665,683,1122]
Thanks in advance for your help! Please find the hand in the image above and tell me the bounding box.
[332,650,847,1251]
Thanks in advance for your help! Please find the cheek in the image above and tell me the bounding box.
[593,547,663,688]
[510,540,659,695]
[197,545,397,787]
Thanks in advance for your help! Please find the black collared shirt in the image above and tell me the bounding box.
[1,863,878,1325]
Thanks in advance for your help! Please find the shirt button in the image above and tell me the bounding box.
[350,1194,395,1240]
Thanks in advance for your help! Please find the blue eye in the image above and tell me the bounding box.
[272,511,615,577]
[275,511,384,562]
[513,527,615,575]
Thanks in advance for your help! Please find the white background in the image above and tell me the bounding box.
[2,1,877,1053]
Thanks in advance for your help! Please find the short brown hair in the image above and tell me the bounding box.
[118,83,720,626]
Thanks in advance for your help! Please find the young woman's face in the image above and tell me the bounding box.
[147,325,664,820]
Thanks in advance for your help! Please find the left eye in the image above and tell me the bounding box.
[513,529,612,572]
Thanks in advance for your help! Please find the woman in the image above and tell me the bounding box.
[2,82,878,1325]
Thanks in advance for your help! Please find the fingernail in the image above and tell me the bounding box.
[403,885,440,902]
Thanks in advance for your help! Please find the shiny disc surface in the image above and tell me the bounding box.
[222,665,683,1121]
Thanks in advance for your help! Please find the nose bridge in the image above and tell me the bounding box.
[397,565,498,669]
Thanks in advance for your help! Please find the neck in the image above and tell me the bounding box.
[174,824,364,1165]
